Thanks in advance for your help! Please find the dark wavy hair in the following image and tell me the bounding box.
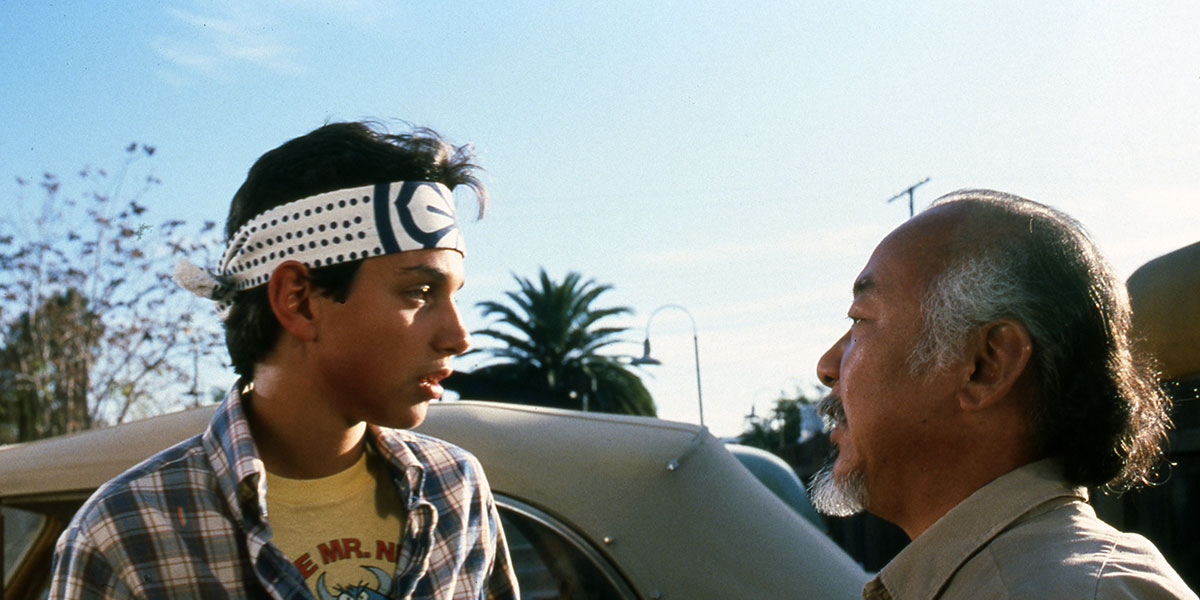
[912,190,1171,491]
[222,121,486,377]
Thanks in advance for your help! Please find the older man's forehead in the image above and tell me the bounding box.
[856,212,962,296]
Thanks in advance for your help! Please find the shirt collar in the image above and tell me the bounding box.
[368,423,427,508]
[870,459,1087,599]
[201,385,269,528]
[200,386,432,526]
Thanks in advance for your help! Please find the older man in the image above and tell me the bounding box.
[812,190,1195,599]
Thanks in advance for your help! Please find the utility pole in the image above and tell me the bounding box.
[887,177,931,218]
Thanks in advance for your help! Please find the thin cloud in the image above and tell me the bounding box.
[153,4,305,84]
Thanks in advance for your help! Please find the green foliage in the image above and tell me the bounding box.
[0,289,97,441]
[468,269,656,416]
[0,144,224,442]
[739,389,823,451]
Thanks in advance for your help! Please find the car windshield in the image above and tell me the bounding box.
[3,506,46,588]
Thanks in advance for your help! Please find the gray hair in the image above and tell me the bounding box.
[809,459,868,517]
[908,190,1170,491]
[809,393,869,516]
[908,252,1034,378]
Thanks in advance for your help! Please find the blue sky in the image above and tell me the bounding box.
[3,1,1198,436]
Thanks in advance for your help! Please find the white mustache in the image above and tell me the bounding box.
[817,393,846,430]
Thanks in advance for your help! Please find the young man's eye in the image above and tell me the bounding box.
[403,285,434,302]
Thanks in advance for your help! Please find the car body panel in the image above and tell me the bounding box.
[416,402,867,598]
[1127,239,1200,380]
[1,400,868,599]
[0,405,215,503]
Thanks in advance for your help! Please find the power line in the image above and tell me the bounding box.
[886,177,931,218]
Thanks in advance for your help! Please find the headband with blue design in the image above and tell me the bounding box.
[176,181,463,316]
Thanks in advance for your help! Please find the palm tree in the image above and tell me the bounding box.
[463,269,656,416]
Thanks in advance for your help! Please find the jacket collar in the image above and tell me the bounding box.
[870,459,1086,599]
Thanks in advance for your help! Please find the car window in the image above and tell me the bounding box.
[3,506,47,588]
[497,496,637,600]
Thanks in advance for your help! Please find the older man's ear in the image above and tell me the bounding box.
[958,319,1034,413]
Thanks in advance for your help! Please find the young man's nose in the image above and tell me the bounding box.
[438,302,471,356]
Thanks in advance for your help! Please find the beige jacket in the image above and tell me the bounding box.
[864,459,1196,599]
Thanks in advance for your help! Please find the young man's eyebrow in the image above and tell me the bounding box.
[400,265,450,281]
[400,264,466,290]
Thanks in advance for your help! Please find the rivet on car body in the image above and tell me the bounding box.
[603,536,614,545]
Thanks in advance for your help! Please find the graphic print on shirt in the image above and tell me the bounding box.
[286,535,404,599]
[314,565,396,600]
[264,447,409,600]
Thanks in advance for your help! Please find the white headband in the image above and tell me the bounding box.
[176,180,464,315]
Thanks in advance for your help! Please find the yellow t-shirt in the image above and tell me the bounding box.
[266,449,406,599]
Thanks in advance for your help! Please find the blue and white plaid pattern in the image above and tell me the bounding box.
[48,388,519,599]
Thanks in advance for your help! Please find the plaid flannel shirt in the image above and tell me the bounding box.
[48,388,520,600]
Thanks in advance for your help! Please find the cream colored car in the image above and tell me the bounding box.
[2,401,868,599]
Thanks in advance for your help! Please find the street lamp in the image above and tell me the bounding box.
[630,304,704,426]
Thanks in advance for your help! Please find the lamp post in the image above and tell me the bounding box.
[630,304,704,426]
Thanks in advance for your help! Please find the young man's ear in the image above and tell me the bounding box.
[959,319,1033,412]
[267,261,319,341]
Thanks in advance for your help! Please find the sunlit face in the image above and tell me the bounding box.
[813,213,962,518]
[309,249,469,430]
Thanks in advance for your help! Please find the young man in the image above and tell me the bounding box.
[49,122,520,599]
[811,189,1195,598]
